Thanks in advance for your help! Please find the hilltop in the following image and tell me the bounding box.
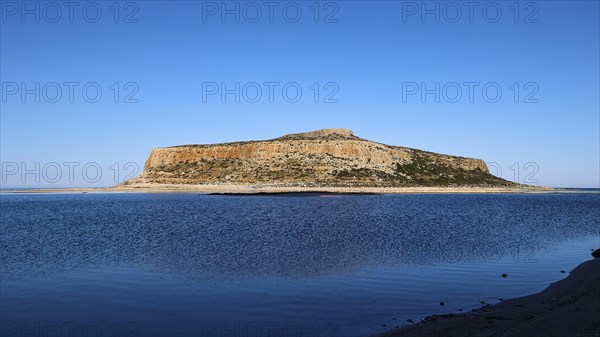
[124,128,517,189]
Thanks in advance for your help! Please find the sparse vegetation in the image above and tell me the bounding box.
[130,129,516,188]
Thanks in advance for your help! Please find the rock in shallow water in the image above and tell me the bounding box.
[592,249,600,258]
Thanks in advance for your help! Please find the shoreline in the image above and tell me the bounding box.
[0,184,564,195]
[375,257,600,337]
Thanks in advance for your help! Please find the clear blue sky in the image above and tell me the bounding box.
[1,1,598,188]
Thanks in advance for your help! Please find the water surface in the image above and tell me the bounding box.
[1,193,598,337]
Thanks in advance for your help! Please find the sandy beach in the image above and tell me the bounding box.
[1,183,560,194]
[376,257,600,337]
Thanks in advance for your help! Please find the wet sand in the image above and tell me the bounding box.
[375,258,600,337]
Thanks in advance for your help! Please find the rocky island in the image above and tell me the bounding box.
[119,128,547,194]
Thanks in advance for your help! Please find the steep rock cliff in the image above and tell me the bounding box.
[125,129,513,187]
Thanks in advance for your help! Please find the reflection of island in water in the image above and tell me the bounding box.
[1,193,599,280]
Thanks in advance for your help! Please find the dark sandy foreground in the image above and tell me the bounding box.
[376,258,600,337]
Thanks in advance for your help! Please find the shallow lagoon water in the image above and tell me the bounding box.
[1,193,599,337]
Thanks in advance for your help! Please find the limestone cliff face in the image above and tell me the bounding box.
[126,129,513,187]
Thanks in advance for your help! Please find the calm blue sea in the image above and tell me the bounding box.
[1,193,599,337]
